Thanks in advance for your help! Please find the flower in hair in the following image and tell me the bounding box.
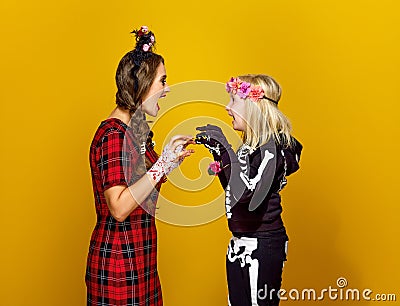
[150,35,155,43]
[237,82,251,99]
[248,86,264,102]
[139,26,149,36]
[143,44,150,51]
[226,77,241,94]
[226,77,252,99]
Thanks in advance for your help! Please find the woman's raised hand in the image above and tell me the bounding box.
[168,135,196,162]
[147,135,195,183]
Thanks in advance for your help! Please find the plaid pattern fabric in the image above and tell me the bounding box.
[86,118,162,306]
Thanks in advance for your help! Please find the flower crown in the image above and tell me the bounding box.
[225,77,277,104]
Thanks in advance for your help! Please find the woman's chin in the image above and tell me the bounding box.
[151,104,160,117]
[144,108,158,117]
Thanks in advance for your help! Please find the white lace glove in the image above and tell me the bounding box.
[147,144,183,183]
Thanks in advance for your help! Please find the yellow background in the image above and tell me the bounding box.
[1,0,399,305]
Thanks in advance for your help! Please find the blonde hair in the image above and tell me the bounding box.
[238,74,293,149]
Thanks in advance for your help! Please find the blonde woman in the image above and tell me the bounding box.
[196,74,302,306]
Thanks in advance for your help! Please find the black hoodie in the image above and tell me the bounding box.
[216,137,302,233]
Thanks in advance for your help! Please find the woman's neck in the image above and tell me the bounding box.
[108,106,132,125]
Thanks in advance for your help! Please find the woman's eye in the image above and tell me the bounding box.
[161,79,166,86]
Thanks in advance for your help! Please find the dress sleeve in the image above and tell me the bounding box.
[97,129,131,190]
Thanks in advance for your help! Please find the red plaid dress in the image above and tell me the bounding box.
[86,118,163,306]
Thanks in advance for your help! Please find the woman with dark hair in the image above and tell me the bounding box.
[85,26,194,306]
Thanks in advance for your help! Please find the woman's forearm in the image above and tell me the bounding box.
[104,173,158,222]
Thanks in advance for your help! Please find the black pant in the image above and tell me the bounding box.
[226,228,288,306]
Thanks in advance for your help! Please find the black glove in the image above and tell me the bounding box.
[196,124,244,196]
[195,124,236,166]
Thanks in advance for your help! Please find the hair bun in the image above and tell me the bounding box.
[130,25,156,53]
[128,26,158,91]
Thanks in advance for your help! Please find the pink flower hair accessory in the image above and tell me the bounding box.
[142,44,150,52]
[138,26,149,36]
[226,77,278,104]
[131,25,155,52]
[208,161,222,176]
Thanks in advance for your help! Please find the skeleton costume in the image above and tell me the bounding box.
[223,137,302,306]
[197,125,302,306]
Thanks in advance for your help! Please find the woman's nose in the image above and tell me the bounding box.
[165,83,171,93]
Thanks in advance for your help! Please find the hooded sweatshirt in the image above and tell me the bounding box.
[215,137,302,233]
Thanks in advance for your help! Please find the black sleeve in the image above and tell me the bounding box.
[210,146,237,190]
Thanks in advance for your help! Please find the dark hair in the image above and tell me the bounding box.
[115,29,164,113]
